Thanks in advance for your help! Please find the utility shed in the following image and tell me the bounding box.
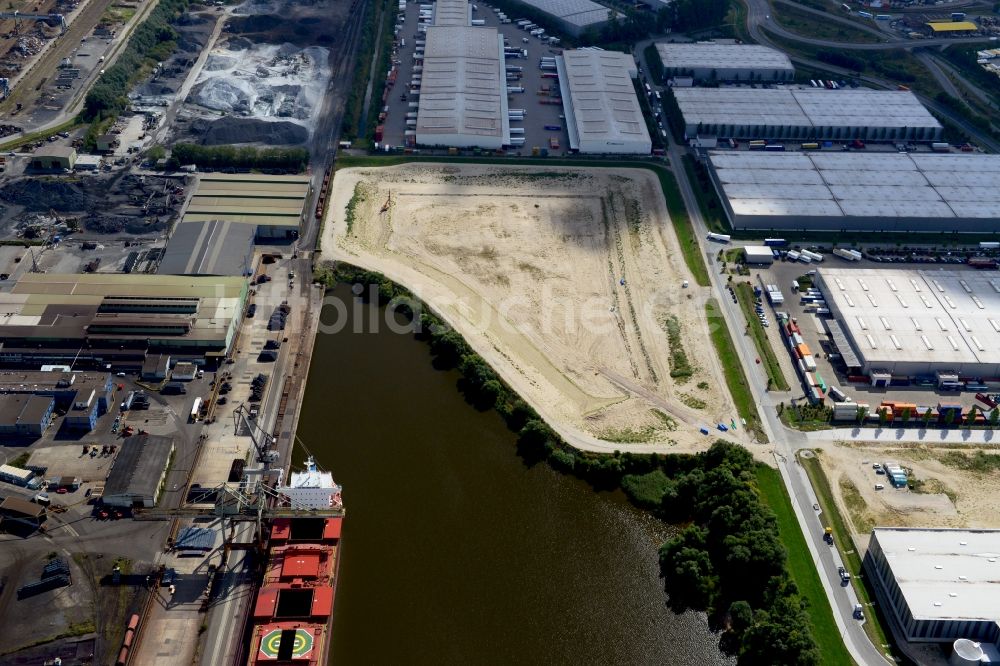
[743,246,774,265]
[557,50,650,154]
[654,42,794,82]
[866,527,1000,643]
[415,26,509,149]
[0,496,46,528]
[103,433,175,508]
[30,146,77,171]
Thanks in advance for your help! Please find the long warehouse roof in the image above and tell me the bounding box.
[512,0,613,27]
[558,50,650,149]
[817,268,1000,368]
[416,26,507,141]
[654,43,793,71]
[179,173,308,228]
[673,88,941,130]
[873,528,1000,622]
[708,151,1000,220]
[434,0,470,25]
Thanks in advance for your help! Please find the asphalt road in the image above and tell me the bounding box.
[744,0,995,51]
[633,40,892,665]
[733,0,1000,153]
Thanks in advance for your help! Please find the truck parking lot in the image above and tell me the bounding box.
[380,0,570,154]
[744,251,996,416]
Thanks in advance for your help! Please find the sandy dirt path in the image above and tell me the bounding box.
[320,164,746,454]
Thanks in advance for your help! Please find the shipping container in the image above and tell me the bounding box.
[706,232,731,243]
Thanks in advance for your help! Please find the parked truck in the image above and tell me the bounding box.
[833,248,862,261]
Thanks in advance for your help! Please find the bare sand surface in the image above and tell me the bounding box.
[320,164,745,453]
[815,442,1000,533]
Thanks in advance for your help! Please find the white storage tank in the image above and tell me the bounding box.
[950,639,984,666]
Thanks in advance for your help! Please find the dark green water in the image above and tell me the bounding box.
[296,287,731,665]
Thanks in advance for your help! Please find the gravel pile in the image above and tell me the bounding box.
[195,117,308,145]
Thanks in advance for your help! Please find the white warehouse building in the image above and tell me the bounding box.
[866,527,1000,645]
[706,152,1000,232]
[505,0,617,36]
[415,25,510,149]
[557,49,651,154]
[671,88,943,142]
[655,42,794,82]
[816,268,1000,380]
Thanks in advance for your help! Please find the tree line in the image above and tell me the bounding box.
[323,263,821,663]
[170,143,308,171]
[83,0,190,120]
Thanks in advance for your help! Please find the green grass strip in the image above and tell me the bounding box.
[755,464,854,666]
[705,298,767,443]
[734,282,790,391]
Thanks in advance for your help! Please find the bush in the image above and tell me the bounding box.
[621,469,674,510]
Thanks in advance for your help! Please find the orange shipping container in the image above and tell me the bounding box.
[797,343,812,357]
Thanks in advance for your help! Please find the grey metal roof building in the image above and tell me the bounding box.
[655,43,794,82]
[0,274,248,368]
[181,173,310,239]
[866,527,1000,644]
[103,433,175,508]
[816,268,1000,378]
[158,220,255,276]
[434,0,470,26]
[672,88,942,142]
[707,151,1000,232]
[415,26,510,149]
[506,0,616,35]
[557,49,650,154]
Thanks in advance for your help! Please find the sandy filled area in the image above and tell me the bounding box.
[321,164,743,453]
[815,442,1000,532]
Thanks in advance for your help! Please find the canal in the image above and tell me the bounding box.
[295,286,732,664]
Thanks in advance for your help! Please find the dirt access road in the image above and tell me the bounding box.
[322,164,745,454]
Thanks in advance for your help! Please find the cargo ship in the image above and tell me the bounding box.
[247,457,343,665]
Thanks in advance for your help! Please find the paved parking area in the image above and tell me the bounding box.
[382,0,569,154]
[750,256,994,410]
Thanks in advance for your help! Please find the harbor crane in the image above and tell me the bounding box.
[0,12,67,34]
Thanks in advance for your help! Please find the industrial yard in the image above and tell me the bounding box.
[809,442,1000,535]
[322,163,741,451]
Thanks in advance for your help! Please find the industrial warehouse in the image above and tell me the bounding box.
[654,42,794,82]
[866,528,1000,652]
[671,88,942,142]
[507,0,616,36]
[180,173,311,239]
[706,152,1000,232]
[414,25,510,149]
[556,49,651,154]
[0,273,248,369]
[815,268,1000,381]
